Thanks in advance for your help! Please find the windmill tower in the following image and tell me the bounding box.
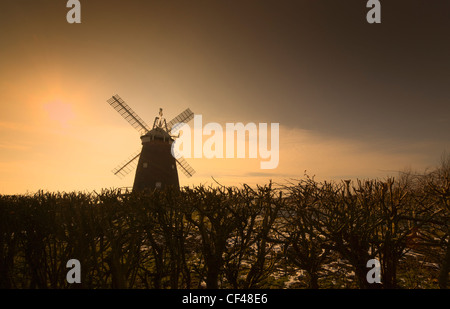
[106,94,195,191]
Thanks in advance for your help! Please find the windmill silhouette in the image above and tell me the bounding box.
[106,94,195,191]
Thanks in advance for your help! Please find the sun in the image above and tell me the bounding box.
[43,100,75,128]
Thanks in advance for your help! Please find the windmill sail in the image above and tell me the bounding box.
[107,95,151,135]
[175,157,196,178]
[112,150,141,178]
[167,108,194,134]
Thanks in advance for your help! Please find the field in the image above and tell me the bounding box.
[0,163,449,289]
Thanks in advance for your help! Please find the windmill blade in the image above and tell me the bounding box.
[175,157,196,178]
[167,108,194,133]
[112,150,141,179]
[107,95,151,135]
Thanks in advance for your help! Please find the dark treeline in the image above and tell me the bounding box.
[0,158,449,289]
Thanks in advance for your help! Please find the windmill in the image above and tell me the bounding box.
[106,94,195,191]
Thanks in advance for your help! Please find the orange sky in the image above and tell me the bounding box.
[0,1,449,194]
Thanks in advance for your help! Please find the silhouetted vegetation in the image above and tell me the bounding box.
[1,157,449,289]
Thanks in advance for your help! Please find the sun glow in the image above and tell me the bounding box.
[43,101,75,128]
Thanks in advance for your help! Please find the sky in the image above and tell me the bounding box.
[0,0,449,194]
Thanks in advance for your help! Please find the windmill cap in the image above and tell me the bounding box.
[141,127,173,142]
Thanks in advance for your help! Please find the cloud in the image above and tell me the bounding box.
[277,126,445,181]
[0,121,34,132]
[172,122,449,190]
[0,142,29,151]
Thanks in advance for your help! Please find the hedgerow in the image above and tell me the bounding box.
[1,160,448,289]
